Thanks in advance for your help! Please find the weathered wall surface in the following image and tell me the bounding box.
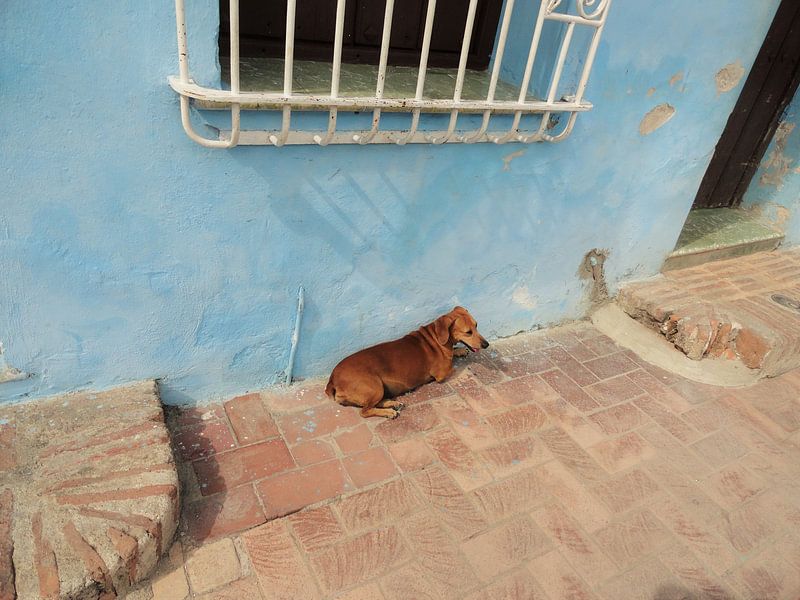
[742,92,800,245]
[0,1,779,404]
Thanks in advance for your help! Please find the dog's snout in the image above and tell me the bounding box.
[480,337,489,349]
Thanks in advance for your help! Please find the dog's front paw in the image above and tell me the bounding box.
[396,402,406,411]
[389,409,400,420]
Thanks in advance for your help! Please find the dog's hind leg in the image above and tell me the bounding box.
[338,376,398,419]
[376,399,405,410]
[361,406,399,419]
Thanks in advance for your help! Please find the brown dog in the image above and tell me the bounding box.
[325,306,489,418]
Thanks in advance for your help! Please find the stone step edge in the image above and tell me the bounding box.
[615,286,772,373]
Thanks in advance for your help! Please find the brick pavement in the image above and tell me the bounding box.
[139,322,800,600]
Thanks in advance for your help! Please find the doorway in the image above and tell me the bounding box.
[693,0,800,209]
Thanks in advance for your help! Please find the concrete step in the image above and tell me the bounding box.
[0,381,179,599]
[664,208,783,271]
[618,248,800,378]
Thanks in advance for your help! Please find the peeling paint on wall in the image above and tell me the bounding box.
[669,71,683,86]
[639,104,676,135]
[759,122,796,189]
[511,286,538,310]
[646,87,656,97]
[715,60,745,94]
[0,342,28,384]
[502,149,526,172]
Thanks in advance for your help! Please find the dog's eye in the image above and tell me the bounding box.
[466,330,473,335]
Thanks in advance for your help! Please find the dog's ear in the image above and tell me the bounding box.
[452,306,468,316]
[433,315,454,346]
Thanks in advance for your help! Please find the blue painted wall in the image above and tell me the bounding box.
[742,91,800,246]
[0,0,779,404]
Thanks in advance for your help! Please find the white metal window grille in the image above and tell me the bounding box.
[170,0,612,147]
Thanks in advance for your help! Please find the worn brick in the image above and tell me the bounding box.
[336,478,420,532]
[464,569,549,600]
[336,583,385,600]
[383,512,480,599]
[705,464,766,509]
[387,438,435,472]
[185,484,266,542]
[594,509,673,569]
[342,447,398,488]
[411,466,488,540]
[528,550,599,600]
[634,395,700,443]
[539,428,605,483]
[257,460,350,519]
[173,421,236,461]
[434,395,498,450]
[425,427,492,490]
[278,404,361,444]
[398,381,454,405]
[32,511,59,599]
[690,430,748,469]
[543,346,600,386]
[585,375,644,407]
[598,556,683,600]
[729,545,800,600]
[471,469,546,521]
[290,439,336,467]
[175,405,225,429]
[658,544,736,600]
[583,352,638,380]
[334,424,373,454]
[537,394,605,447]
[534,460,612,532]
[462,515,552,581]
[540,369,600,412]
[479,435,552,477]
[223,393,279,444]
[497,352,555,377]
[650,495,738,576]
[185,538,240,595]
[588,403,647,435]
[588,432,656,473]
[194,576,261,600]
[374,403,440,443]
[718,498,776,554]
[193,438,295,495]
[0,489,14,600]
[531,503,616,586]
[491,375,546,407]
[451,373,508,414]
[591,469,661,513]
[311,526,407,593]
[639,424,713,480]
[288,505,345,552]
[486,404,547,439]
[244,519,321,600]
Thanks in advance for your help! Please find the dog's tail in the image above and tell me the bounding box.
[325,378,335,399]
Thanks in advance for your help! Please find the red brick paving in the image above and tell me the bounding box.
[142,317,800,599]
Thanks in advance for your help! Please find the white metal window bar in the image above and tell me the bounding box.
[170,0,612,147]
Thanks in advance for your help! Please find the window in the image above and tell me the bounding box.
[221,0,504,70]
[170,0,613,147]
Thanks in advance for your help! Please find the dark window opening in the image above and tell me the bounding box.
[220,0,505,70]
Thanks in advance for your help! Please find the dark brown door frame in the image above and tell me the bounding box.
[692,0,800,210]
